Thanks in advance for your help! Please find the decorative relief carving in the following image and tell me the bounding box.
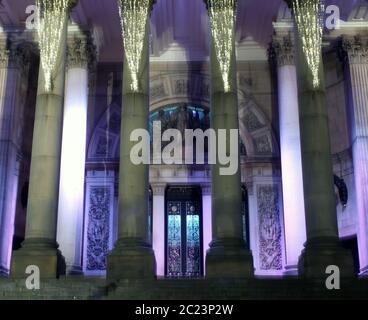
[254,135,272,154]
[257,185,282,270]
[174,79,191,95]
[95,135,114,157]
[67,36,96,69]
[86,187,110,271]
[150,83,166,100]
[342,36,368,65]
[244,111,263,132]
[0,41,9,68]
[272,36,295,67]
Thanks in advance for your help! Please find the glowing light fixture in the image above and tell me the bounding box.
[36,0,72,92]
[118,0,152,92]
[207,0,237,93]
[292,0,323,89]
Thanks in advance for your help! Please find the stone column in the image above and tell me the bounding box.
[107,1,156,282]
[151,183,166,277]
[56,29,94,275]
[205,0,254,278]
[286,0,354,277]
[342,36,368,276]
[0,40,29,276]
[201,184,212,275]
[273,36,306,275]
[11,3,73,278]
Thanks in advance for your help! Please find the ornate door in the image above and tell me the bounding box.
[166,187,203,277]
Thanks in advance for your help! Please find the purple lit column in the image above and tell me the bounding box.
[201,184,212,275]
[57,28,94,275]
[151,183,166,277]
[343,36,368,276]
[0,40,29,276]
[273,36,306,275]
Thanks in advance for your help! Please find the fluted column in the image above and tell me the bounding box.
[286,0,354,277]
[11,0,76,278]
[205,0,254,278]
[273,36,306,275]
[0,40,30,276]
[56,29,95,275]
[107,0,156,282]
[342,36,368,276]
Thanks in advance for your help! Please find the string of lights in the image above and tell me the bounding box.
[208,0,237,93]
[292,0,323,89]
[36,0,70,92]
[118,0,151,92]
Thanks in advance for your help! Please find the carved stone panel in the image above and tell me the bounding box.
[86,187,110,271]
[257,185,283,271]
[83,171,115,275]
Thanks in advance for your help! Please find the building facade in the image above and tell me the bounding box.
[0,0,367,296]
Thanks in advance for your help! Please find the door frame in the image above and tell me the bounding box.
[164,185,204,278]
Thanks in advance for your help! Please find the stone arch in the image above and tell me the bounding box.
[238,82,279,158]
[87,73,279,160]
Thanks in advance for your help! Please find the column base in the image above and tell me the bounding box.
[283,265,298,276]
[298,237,355,278]
[107,238,156,284]
[205,239,254,278]
[359,265,368,278]
[11,238,66,279]
[66,265,83,276]
[0,266,9,277]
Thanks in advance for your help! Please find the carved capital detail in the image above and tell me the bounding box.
[342,36,368,65]
[151,183,166,196]
[67,36,96,69]
[272,36,295,67]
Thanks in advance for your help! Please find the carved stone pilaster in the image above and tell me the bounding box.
[342,36,368,65]
[272,36,295,67]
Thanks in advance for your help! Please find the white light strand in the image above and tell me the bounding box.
[208,0,236,93]
[118,0,151,92]
[37,0,70,92]
[293,0,323,89]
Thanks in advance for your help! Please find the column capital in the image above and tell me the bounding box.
[272,36,295,67]
[0,40,31,71]
[342,35,368,65]
[118,0,157,14]
[203,0,238,12]
[67,36,97,70]
[151,183,166,196]
[0,41,9,68]
[201,184,212,196]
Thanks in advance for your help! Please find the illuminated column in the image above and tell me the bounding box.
[107,0,156,282]
[273,36,306,275]
[151,183,166,277]
[201,184,212,275]
[205,0,254,278]
[56,30,94,275]
[286,0,354,277]
[0,41,29,276]
[11,0,76,278]
[342,36,368,276]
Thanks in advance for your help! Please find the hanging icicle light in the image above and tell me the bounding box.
[292,0,324,89]
[37,0,71,92]
[208,0,237,93]
[118,0,152,92]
